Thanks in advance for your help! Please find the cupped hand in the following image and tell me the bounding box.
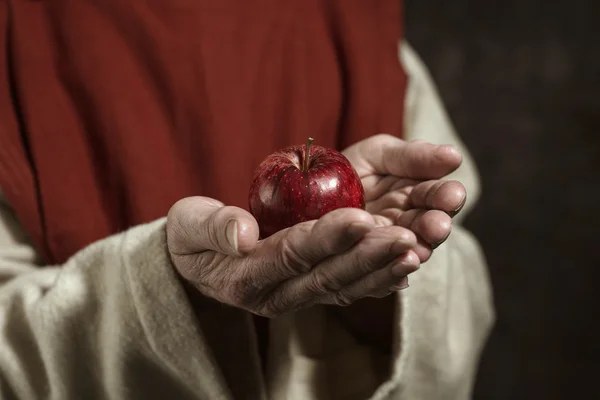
[166,197,420,318]
[343,134,467,263]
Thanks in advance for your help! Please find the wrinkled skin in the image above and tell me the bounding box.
[343,134,465,263]
[167,134,465,318]
[333,134,466,350]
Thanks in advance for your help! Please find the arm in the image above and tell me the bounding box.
[0,191,232,399]
[0,190,424,400]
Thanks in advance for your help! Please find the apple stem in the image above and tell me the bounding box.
[302,137,314,172]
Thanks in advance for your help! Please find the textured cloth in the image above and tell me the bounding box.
[0,43,494,400]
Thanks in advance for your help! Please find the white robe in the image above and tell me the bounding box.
[0,43,495,400]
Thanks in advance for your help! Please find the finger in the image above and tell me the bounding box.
[344,134,462,180]
[323,251,418,305]
[395,209,452,246]
[374,208,433,263]
[361,174,418,203]
[365,270,410,299]
[408,180,466,215]
[252,208,376,281]
[387,208,452,263]
[276,225,417,306]
[414,237,434,263]
[167,196,259,257]
[389,276,410,292]
[366,184,414,214]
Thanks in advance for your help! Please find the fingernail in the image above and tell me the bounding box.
[390,276,410,291]
[431,230,452,249]
[448,195,467,218]
[347,221,374,238]
[391,255,420,276]
[436,144,460,157]
[226,219,239,254]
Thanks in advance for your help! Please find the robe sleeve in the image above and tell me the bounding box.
[373,41,495,400]
[0,190,241,400]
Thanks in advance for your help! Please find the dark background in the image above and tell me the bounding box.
[405,1,600,399]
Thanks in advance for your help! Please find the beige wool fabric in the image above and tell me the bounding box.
[0,43,494,400]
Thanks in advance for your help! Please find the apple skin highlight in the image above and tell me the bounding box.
[249,138,366,239]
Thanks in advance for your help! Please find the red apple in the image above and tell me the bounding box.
[249,137,365,238]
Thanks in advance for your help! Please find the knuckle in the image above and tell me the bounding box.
[311,269,343,295]
[396,228,415,243]
[372,132,396,143]
[276,230,311,273]
[334,291,355,307]
[167,198,200,233]
[256,301,283,319]
[167,198,188,219]
[349,253,375,275]
[203,213,222,250]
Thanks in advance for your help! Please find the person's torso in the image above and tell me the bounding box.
[0,0,407,263]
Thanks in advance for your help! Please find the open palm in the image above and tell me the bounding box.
[343,134,467,262]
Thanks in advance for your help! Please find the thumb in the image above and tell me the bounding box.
[344,134,462,180]
[167,196,260,257]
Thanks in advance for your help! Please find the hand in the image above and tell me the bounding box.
[166,197,420,318]
[343,134,467,264]
[329,135,467,352]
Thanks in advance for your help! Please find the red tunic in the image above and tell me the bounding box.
[0,0,406,264]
